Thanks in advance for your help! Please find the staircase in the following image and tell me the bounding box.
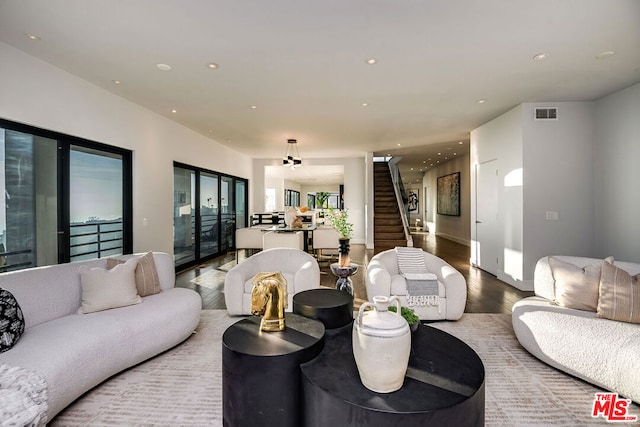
[374,162,408,252]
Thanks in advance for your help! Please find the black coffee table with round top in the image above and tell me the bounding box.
[293,288,354,329]
[300,322,485,426]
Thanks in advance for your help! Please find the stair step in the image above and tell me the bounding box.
[375,232,406,240]
[375,224,404,232]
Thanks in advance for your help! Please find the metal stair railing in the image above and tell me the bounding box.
[387,158,413,247]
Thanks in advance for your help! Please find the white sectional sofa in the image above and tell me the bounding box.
[0,252,201,424]
[512,256,640,403]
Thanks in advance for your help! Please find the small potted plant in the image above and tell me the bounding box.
[325,208,354,267]
[389,305,420,332]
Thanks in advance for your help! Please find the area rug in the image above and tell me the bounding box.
[51,311,639,426]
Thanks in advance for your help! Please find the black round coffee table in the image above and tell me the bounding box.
[300,322,485,426]
[222,313,325,427]
[293,288,354,329]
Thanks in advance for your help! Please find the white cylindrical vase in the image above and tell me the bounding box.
[352,295,411,393]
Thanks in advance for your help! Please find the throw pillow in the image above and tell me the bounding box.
[548,256,613,312]
[78,257,141,314]
[597,260,640,324]
[107,252,161,297]
[0,288,25,353]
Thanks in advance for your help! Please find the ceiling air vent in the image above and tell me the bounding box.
[534,107,558,120]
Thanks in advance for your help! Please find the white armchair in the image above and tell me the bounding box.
[224,248,320,315]
[366,248,467,320]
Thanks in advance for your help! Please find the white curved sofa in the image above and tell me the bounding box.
[224,248,320,315]
[512,256,640,403]
[0,252,202,423]
[366,248,467,320]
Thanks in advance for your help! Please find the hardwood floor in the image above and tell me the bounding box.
[176,231,534,314]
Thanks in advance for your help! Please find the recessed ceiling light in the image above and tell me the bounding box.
[250,105,257,109]
[171,109,177,113]
[25,33,41,41]
[422,161,426,164]
[595,51,616,60]
[454,153,457,155]
[206,63,219,69]
[477,99,487,104]
[365,58,377,65]
[437,152,441,155]
[397,143,402,147]
[410,168,414,171]
[112,80,121,84]
[361,102,368,107]
[156,63,172,71]
[459,141,464,144]
[533,52,550,61]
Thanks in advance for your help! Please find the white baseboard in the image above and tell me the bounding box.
[497,270,534,291]
[435,232,471,247]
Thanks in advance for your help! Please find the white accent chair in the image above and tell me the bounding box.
[224,248,321,315]
[366,248,467,320]
[263,231,304,251]
[235,227,264,262]
[312,226,340,262]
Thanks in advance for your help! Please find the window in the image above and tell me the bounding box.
[0,118,132,271]
[285,189,300,207]
[265,188,276,212]
[173,162,248,271]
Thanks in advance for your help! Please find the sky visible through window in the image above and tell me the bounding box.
[70,149,122,223]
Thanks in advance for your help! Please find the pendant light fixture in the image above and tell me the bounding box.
[282,139,302,168]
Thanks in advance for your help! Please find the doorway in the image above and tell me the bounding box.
[474,159,499,275]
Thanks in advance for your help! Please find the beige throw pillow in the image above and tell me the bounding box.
[548,256,613,312]
[78,258,141,314]
[107,252,161,297]
[597,260,640,324]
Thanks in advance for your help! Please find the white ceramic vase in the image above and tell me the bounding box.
[352,295,411,393]
[284,207,296,226]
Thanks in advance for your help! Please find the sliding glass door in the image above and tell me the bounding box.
[173,166,196,266]
[200,172,219,258]
[0,119,132,271]
[173,162,248,271]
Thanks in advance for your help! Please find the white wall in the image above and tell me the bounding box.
[423,153,471,246]
[594,82,640,262]
[0,42,253,256]
[471,97,634,290]
[253,157,367,244]
[522,102,596,278]
[470,105,524,287]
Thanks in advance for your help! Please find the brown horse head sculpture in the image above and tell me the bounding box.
[251,271,288,331]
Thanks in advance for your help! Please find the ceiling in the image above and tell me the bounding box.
[1,0,639,183]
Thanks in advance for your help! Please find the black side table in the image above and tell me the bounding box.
[329,263,358,295]
[222,313,325,427]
